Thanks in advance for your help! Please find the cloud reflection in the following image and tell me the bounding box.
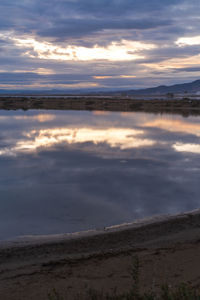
[0,127,155,156]
[0,110,200,240]
[15,114,55,122]
[173,143,200,154]
[0,114,55,123]
[145,119,200,137]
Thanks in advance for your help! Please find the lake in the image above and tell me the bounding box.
[0,109,200,240]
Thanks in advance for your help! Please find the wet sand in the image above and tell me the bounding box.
[1,210,200,299]
[0,96,200,116]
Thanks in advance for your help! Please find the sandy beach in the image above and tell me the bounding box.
[1,210,200,299]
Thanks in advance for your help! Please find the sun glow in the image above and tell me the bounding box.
[13,37,156,61]
[120,75,137,78]
[143,53,200,71]
[94,75,136,79]
[0,82,99,89]
[176,36,200,46]
[94,76,113,79]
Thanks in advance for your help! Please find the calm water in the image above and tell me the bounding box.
[0,110,200,240]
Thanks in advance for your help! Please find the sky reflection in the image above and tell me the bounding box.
[0,110,200,240]
[0,127,155,156]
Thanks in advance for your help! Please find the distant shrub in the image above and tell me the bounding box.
[166,93,174,99]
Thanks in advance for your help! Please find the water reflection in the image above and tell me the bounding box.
[145,119,200,137]
[0,110,199,240]
[0,127,155,156]
[173,143,200,154]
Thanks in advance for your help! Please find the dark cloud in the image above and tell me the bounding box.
[0,72,93,85]
[173,67,200,72]
[0,0,199,90]
[0,0,188,40]
[38,18,171,40]
[138,45,200,64]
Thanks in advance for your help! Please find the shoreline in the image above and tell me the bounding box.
[1,209,200,299]
[0,97,200,116]
[1,208,199,249]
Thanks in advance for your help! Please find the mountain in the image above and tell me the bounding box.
[124,79,200,95]
[0,79,200,96]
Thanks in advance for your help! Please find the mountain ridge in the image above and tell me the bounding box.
[0,79,200,95]
[123,79,200,95]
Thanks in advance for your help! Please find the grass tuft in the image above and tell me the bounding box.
[48,256,200,299]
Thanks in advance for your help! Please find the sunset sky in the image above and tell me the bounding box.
[0,0,200,91]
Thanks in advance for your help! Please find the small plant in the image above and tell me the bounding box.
[47,256,200,299]
[48,288,64,300]
[129,255,140,298]
[160,283,200,300]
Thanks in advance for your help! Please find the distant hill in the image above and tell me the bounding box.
[0,79,200,96]
[123,79,200,95]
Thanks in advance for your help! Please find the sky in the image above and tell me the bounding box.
[0,0,200,92]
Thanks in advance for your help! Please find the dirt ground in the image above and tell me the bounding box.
[1,211,200,299]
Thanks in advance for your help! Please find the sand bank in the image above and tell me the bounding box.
[1,210,200,299]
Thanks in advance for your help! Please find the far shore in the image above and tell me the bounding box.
[1,209,200,299]
[0,96,200,116]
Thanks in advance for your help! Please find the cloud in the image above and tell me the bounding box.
[38,18,171,41]
[0,0,199,90]
[176,35,200,46]
[12,36,155,61]
[173,143,200,154]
